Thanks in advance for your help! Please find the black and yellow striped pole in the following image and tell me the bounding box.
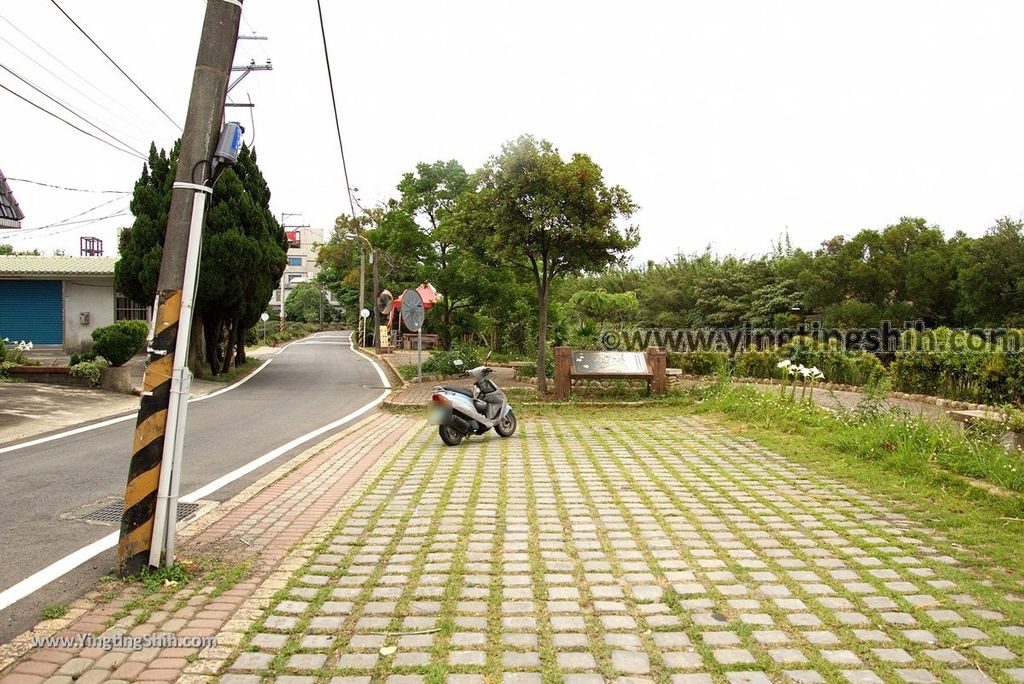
[118,0,243,576]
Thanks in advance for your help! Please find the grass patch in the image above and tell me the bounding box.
[41,603,68,620]
[195,357,263,383]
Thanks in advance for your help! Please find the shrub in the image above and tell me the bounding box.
[668,351,728,376]
[733,350,779,379]
[69,359,109,386]
[422,344,482,376]
[69,350,98,366]
[0,339,5,363]
[91,320,149,367]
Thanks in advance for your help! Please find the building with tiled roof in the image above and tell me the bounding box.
[0,255,147,352]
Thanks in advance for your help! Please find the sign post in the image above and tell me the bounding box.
[400,289,425,383]
[260,311,269,344]
[359,308,370,347]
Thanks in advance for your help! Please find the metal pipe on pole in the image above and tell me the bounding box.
[372,247,379,351]
[117,0,242,575]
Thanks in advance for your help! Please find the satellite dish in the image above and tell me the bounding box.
[400,288,424,332]
[377,289,394,315]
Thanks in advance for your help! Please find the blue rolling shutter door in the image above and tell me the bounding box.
[0,280,64,344]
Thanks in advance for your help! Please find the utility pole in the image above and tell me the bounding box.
[358,241,366,346]
[117,0,242,576]
[372,248,380,351]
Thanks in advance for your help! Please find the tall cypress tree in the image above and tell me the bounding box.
[115,143,286,374]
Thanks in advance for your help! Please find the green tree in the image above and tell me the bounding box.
[955,218,1024,326]
[285,283,336,324]
[398,160,490,348]
[463,136,639,392]
[115,143,286,374]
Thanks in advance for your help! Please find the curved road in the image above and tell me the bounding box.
[0,331,388,641]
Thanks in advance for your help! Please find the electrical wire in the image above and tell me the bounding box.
[48,0,182,131]
[315,0,357,219]
[5,178,129,194]
[16,196,126,233]
[0,15,156,137]
[0,82,147,161]
[14,208,132,238]
[0,62,147,159]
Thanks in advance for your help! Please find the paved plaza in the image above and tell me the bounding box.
[3,414,1023,683]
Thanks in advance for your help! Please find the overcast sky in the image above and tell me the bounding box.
[2,1,1023,264]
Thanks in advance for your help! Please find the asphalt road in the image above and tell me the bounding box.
[0,331,388,642]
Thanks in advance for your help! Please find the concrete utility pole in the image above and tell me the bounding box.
[118,0,242,576]
[372,246,380,351]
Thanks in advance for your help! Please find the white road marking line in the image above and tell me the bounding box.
[0,334,390,611]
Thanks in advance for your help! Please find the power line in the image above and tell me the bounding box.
[315,0,357,219]
[14,207,131,237]
[6,178,129,194]
[48,0,182,131]
[0,81,147,161]
[0,14,156,138]
[0,62,147,159]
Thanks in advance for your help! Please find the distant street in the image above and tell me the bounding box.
[0,331,388,642]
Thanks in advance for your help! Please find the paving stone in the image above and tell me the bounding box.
[556,652,598,670]
[712,648,755,665]
[286,654,326,670]
[894,670,938,683]
[336,654,378,669]
[841,671,884,684]
[784,672,825,683]
[503,652,541,668]
[449,651,486,667]
[769,649,807,664]
[662,651,702,669]
[948,670,997,684]
[611,650,650,674]
[229,652,274,671]
[872,648,913,663]
[670,676,713,684]
[724,674,771,684]
[501,675,541,684]
[974,645,1016,660]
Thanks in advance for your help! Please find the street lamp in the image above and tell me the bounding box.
[344,232,378,351]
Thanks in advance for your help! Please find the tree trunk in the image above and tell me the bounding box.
[204,318,221,376]
[234,323,246,365]
[222,320,237,370]
[536,282,548,394]
[188,312,205,374]
[442,302,452,350]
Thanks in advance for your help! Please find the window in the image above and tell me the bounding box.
[288,256,303,266]
[287,273,304,283]
[115,294,149,322]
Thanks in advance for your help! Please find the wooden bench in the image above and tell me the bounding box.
[553,347,666,399]
[401,333,439,351]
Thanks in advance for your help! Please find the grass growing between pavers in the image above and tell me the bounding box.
[101,558,252,629]
[516,384,1024,596]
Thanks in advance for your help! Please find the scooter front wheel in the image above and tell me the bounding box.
[495,410,517,437]
[439,424,465,446]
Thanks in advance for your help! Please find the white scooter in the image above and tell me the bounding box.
[426,357,517,446]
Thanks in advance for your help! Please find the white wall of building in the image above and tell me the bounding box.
[63,277,115,352]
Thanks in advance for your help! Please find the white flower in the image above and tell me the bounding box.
[798,365,813,378]
[809,367,824,380]
[776,359,792,369]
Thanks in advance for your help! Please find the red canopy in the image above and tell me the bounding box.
[393,282,439,311]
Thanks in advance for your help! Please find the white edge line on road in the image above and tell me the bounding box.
[0,357,275,455]
[0,332,390,612]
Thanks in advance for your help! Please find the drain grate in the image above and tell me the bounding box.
[81,501,201,525]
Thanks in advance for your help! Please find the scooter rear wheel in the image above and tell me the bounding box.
[439,424,465,446]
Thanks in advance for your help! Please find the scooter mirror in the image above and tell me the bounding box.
[453,359,464,367]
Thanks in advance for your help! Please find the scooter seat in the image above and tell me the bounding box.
[442,386,474,398]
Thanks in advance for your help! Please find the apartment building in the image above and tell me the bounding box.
[269,226,327,309]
